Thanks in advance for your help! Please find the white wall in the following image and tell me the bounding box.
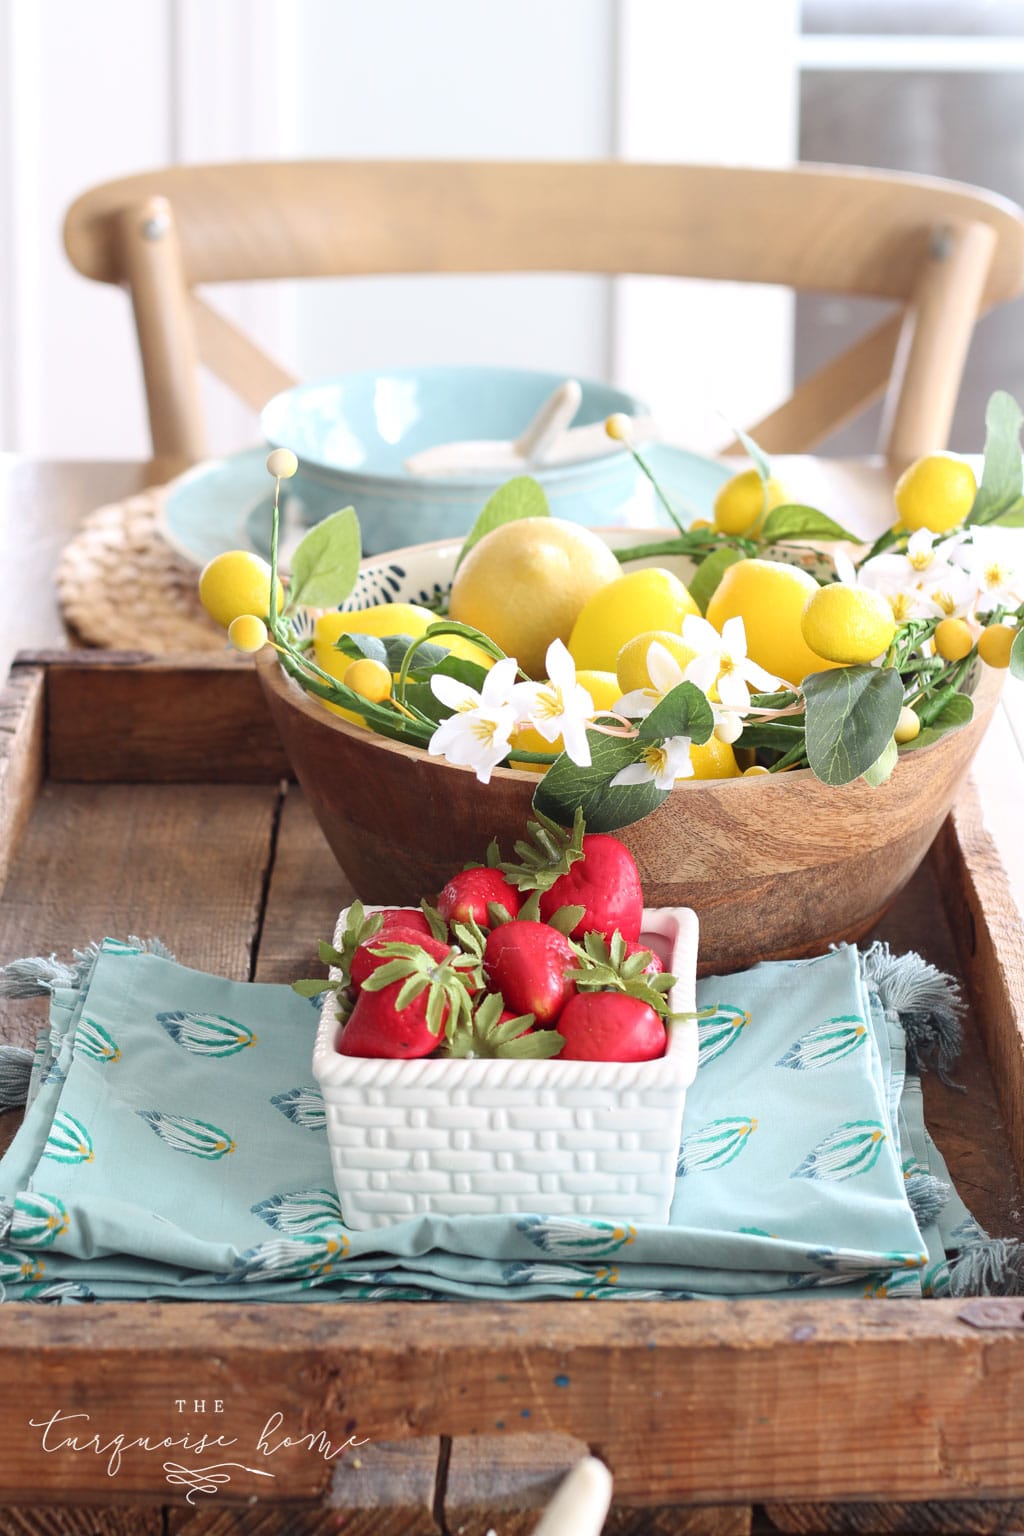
[0,0,799,462]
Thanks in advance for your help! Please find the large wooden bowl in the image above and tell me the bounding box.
[256,646,1002,976]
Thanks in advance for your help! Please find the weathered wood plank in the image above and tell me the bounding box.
[0,1510,162,1535]
[166,1438,442,1534]
[443,1436,752,1535]
[34,652,290,784]
[0,782,281,1156]
[931,784,1024,1204]
[762,1498,1024,1533]
[3,1301,1024,1506]
[251,787,354,986]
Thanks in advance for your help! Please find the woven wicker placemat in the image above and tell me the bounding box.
[56,486,226,653]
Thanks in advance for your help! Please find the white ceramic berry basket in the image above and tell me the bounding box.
[312,906,699,1230]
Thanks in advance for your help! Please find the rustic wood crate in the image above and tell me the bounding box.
[1,651,1024,1536]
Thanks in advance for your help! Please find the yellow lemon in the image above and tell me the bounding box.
[509,670,622,773]
[569,568,700,673]
[198,550,284,630]
[713,469,788,537]
[800,584,897,665]
[705,558,840,687]
[615,630,700,694]
[686,735,742,780]
[978,624,1016,669]
[448,517,621,678]
[934,616,974,661]
[894,454,977,534]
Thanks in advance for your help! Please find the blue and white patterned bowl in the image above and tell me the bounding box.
[260,365,648,554]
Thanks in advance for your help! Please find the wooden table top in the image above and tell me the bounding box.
[1,450,1021,914]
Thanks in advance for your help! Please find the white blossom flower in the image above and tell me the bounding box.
[858,529,968,622]
[428,656,521,784]
[953,528,1024,612]
[511,640,596,768]
[611,736,695,791]
[917,562,975,621]
[680,614,782,710]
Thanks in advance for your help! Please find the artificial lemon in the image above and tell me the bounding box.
[705,558,840,687]
[978,623,1016,669]
[615,630,700,694]
[227,614,268,653]
[893,454,977,534]
[686,734,742,780]
[198,550,283,630]
[509,670,621,773]
[713,469,788,537]
[800,583,897,665]
[448,517,621,678]
[569,568,700,673]
[894,705,922,743]
[934,616,974,662]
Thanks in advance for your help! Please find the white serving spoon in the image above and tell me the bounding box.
[404,378,583,476]
[533,1456,613,1536]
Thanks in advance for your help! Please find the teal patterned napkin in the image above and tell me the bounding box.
[0,937,969,1303]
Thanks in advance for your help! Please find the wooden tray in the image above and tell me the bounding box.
[2,651,1024,1535]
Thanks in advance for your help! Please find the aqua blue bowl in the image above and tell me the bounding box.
[260,366,647,554]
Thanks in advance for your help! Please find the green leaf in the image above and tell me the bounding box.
[638,682,714,746]
[334,632,451,675]
[992,497,1024,528]
[760,504,857,544]
[1012,628,1024,681]
[733,425,772,483]
[734,721,807,752]
[532,733,668,834]
[546,904,587,937]
[405,657,492,722]
[420,901,449,942]
[498,1029,565,1059]
[967,390,1024,526]
[901,692,974,751]
[454,476,550,572]
[861,735,898,786]
[688,545,744,614]
[290,978,335,998]
[802,666,904,786]
[287,507,361,610]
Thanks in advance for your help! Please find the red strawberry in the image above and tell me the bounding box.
[350,931,449,992]
[538,835,643,943]
[337,979,442,1059]
[557,992,667,1062]
[374,908,434,941]
[483,921,576,1026]
[625,939,664,977]
[437,868,522,927]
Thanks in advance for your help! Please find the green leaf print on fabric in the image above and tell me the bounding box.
[156,1011,256,1056]
[697,1006,751,1066]
[776,1016,869,1070]
[791,1121,887,1182]
[515,1215,637,1258]
[136,1112,235,1160]
[269,1088,326,1133]
[221,1233,347,1285]
[0,1247,44,1283]
[74,1019,120,1064]
[42,1112,93,1165]
[11,1192,69,1248]
[677,1117,757,1175]
[251,1188,343,1235]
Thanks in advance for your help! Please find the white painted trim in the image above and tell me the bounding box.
[0,0,42,450]
[798,34,1024,71]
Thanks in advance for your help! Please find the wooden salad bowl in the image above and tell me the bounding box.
[256,647,1003,975]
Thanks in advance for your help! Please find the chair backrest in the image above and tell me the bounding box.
[64,160,1024,468]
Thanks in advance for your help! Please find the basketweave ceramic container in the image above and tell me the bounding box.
[313,905,699,1231]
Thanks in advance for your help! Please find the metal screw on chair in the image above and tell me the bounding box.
[141,212,170,242]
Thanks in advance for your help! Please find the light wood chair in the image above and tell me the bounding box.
[64,160,1024,469]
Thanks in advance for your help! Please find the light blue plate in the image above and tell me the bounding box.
[159,443,733,570]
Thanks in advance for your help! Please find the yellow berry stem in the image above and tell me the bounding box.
[268,475,285,643]
[395,622,508,704]
[623,443,689,534]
